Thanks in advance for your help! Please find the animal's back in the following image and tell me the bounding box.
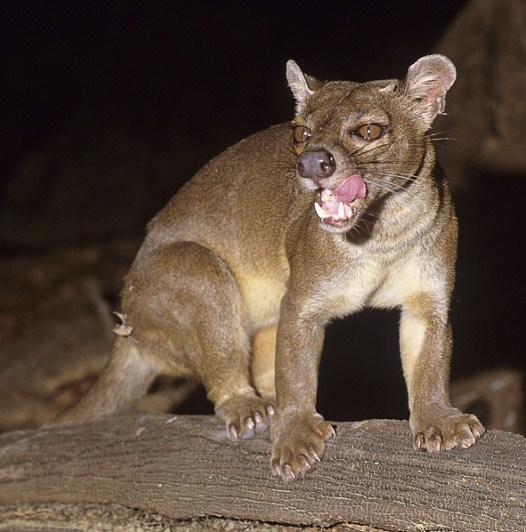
[146,123,297,266]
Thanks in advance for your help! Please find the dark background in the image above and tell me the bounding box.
[2,1,523,422]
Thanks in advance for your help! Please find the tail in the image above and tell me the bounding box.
[50,337,158,426]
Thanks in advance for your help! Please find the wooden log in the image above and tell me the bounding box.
[0,415,525,531]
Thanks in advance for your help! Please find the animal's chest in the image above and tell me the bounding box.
[326,248,422,317]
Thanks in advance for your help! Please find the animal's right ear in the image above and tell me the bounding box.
[286,60,321,115]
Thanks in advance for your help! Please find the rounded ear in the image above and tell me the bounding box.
[404,54,457,127]
[286,60,320,115]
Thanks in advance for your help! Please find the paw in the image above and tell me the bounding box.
[412,409,485,453]
[216,393,275,440]
[270,413,335,482]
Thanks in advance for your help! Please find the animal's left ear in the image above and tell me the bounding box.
[404,54,456,127]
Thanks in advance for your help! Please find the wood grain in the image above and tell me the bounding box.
[0,415,524,530]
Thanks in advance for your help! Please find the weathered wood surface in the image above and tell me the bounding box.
[0,415,525,531]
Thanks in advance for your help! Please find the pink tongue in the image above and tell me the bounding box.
[333,174,366,203]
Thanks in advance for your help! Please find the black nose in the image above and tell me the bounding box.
[297,150,336,181]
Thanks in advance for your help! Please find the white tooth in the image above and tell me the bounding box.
[344,204,353,218]
[314,202,329,219]
[321,189,334,203]
[338,202,345,219]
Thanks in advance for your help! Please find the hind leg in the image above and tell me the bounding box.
[127,241,273,438]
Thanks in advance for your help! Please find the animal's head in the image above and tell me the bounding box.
[286,55,456,234]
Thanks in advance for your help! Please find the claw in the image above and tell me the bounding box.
[245,417,255,432]
[299,455,312,470]
[429,432,443,452]
[310,448,321,462]
[283,464,296,483]
[228,424,239,440]
[415,432,425,451]
[471,422,485,439]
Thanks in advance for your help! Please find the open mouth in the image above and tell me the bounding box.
[314,174,366,226]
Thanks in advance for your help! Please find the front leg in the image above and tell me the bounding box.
[270,293,335,482]
[400,295,485,452]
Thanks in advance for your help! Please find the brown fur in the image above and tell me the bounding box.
[55,55,484,481]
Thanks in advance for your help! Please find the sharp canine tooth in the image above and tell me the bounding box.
[314,202,328,219]
[338,202,345,219]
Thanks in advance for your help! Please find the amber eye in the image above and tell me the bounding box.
[292,125,311,144]
[353,124,385,141]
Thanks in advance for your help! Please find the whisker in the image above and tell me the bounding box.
[359,161,425,175]
[286,174,303,198]
[429,137,457,143]
[369,166,430,182]
[346,142,386,160]
[361,210,380,222]
[351,218,369,239]
[426,131,457,142]
[365,177,409,195]
[374,172,422,182]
